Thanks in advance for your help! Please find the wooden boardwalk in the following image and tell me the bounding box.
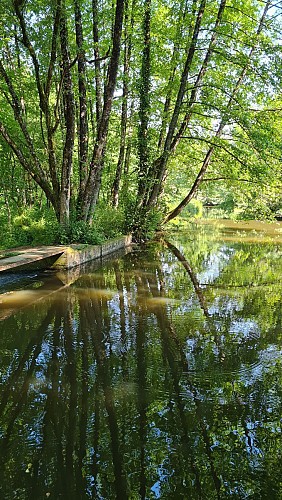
[0,246,65,273]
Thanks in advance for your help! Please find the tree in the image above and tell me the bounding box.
[163,0,277,224]
[0,0,125,226]
[0,0,281,239]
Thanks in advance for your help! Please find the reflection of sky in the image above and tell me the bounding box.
[237,345,282,388]
[209,296,243,315]
[209,299,260,339]
[197,246,234,285]
[230,318,260,339]
[163,248,227,290]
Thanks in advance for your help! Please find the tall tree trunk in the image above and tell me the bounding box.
[74,0,89,215]
[136,0,151,208]
[92,0,103,127]
[111,0,134,208]
[157,0,191,150]
[122,101,134,196]
[45,0,61,202]
[80,0,125,222]
[59,5,75,225]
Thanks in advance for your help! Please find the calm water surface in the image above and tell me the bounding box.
[0,222,281,499]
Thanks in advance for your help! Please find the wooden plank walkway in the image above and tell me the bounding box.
[0,246,65,273]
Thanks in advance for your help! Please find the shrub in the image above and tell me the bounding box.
[124,202,163,241]
[58,221,103,245]
[0,208,60,248]
[92,204,125,239]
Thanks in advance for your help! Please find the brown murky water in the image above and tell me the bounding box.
[0,221,281,499]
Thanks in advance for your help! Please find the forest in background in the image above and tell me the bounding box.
[0,0,282,246]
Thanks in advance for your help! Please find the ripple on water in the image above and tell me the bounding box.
[178,356,276,387]
[229,318,261,342]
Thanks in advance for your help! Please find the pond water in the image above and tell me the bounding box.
[0,221,281,499]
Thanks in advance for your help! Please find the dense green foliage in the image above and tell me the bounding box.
[0,0,281,245]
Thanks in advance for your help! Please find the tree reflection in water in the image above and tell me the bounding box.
[0,226,281,499]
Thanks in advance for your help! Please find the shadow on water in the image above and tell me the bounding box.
[0,223,281,498]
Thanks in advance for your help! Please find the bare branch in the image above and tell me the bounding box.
[86,48,111,64]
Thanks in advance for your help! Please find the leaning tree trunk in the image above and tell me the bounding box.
[163,0,271,225]
[145,0,227,209]
[137,0,206,210]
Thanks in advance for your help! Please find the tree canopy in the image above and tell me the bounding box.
[0,0,281,242]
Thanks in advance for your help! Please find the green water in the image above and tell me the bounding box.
[0,222,281,499]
